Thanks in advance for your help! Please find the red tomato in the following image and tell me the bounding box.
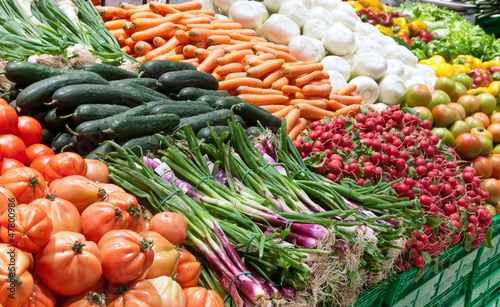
[44,153,88,184]
[16,116,42,147]
[98,229,154,284]
[61,291,107,307]
[0,104,18,134]
[183,287,224,307]
[49,175,107,214]
[29,155,53,178]
[0,159,25,175]
[22,279,57,307]
[98,183,125,194]
[455,133,483,160]
[0,167,47,204]
[35,231,102,296]
[84,159,110,183]
[488,154,500,179]
[148,276,186,307]
[0,186,17,216]
[104,280,162,307]
[472,112,490,128]
[141,231,180,278]
[29,194,81,234]
[0,134,27,164]
[0,204,53,253]
[490,112,500,124]
[149,212,188,245]
[107,192,146,232]
[481,179,500,204]
[472,156,493,178]
[0,98,8,105]
[0,244,34,306]
[175,248,201,289]
[26,144,54,165]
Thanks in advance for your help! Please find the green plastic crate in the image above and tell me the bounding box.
[486,288,500,307]
[450,294,467,307]
[354,280,389,307]
[469,216,500,288]
[432,276,469,307]
[468,267,500,307]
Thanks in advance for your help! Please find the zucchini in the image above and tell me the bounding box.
[16,72,109,113]
[139,60,196,79]
[45,108,70,129]
[197,126,231,145]
[50,84,145,111]
[232,102,281,133]
[178,109,234,134]
[4,62,80,85]
[146,100,210,109]
[111,81,170,100]
[148,104,214,118]
[109,78,161,90]
[196,95,220,107]
[79,63,138,80]
[51,131,73,153]
[41,128,58,146]
[120,135,164,156]
[213,97,245,110]
[177,87,231,101]
[68,104,131,125]
[104,113,180,142]
[85,142,114,159]
[158,70,219,95]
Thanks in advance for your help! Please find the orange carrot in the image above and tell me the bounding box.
[120,46,132,54]
[197,49,225,73]
[130,12,163,21]
[337,84,357,96]
[302,84,333,98]
[334,104,374,117]
[105,19,127,30]
[273,105,295,118]
[183,45,197,58]
[207,35,231,46]
[214,62,245,75]
[180,16,212,26]
[170,0,203,11]
[109,29,126,40]
[252,42,289,53]
[285,108,301,133]
[211,19,235,24]
[297,103,335,120]
[290,99,327,109]
[218,78,263,90]
[186,24,214,30]
[119,3,146,10]
[181,58,200,66]
[282,85,302,95]
[173,30,191,45]
[236,87,283,95]
[114,7,150,19]
[149,2,179,14]
[125,37,137,49]
[261,105,288,113]
[230,32,266,42]
[229,39,248,45]
[329,94,363,105]
[154,53,185,61]
[194,48,211,61]
[295,92,305,100]
[117,34,129,46]
[174,45,184,54]
[136,56,146,63]
[134,41,154,56]
[132,14,184,31]
[224,72,247,80]
[193,41,208,49]
[188,28,213,41]
[180,9,215,16]
[144,36,180,61]
[216,50,253,65]
[325,99,347,111]
[98,7,115,20]
[131,22,174,42]
[213,29,256,36]
[247,54,276,66]
[262,67,286,88]
[212,23,243,30]
[246,59,285,79]
[248,60,264,67]
[223,42,254,53]
[152,37,166,48]
[308,79,331,86]
[212,71,221,81]
[285,63,324,79]
[239,94,290,106]
[271,77,289,90]
[292,71,328,87]
[208,45,231,51]
[288,118,307,141]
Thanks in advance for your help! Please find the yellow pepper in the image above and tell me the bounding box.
[348,1,364,13]
[484,60,500,69]
[454,55,484,70]
[468,88,487,95]
[369,6,381,13]
[375,24,394,36]
[392,18,409,37]
[486,81,500,96]
[407,21,428,34]
[358,0,370,7]
[433,63,455,78]
[382,4,392,13]
[420,55,447,65]
[452,64,470,75]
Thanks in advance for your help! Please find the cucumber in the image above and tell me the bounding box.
[41,128,58,146]
[148,104,214,118]
[111,81,170,101]
[51,131,73,153]
[245,126,263,137]
[28,108,51,123]
[158,70,219,95]
[71,105,150,145]
[9,83,24,100]
[213,97,245,110]
[120,135,164,156]
[139,60,196,79]
[104,113,180,142]
[109,78,161,90]
[16,72,109,113]
[79,63,138,80]
[232,102,281,133]
[4,62,80,85]
[179,109,234,134]
[177,87,231,101]
[65,136,95,156]
[45,108,70,129]
[234,115,246,129]
[50,84,145,111]
[196,95,220,107]
[197,126,231,145]
[146,100,210,109]
[85,142,114,159]
[68,104,131,125]
[9,100,18,111]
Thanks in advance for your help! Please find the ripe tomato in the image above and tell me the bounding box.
[487,123,500,143]
[149,212,188,245]
[26,144,54,165]
[148,276,186,307]
[481,179,500,204]
[50,175,107,214]
[84,159,109,183]
[0,104,18,134]
[16,116,42,147]
[0,98,8,105]
[457,95,480,115]
[61,291,106,307]
[0,134,27,164]
[98,183,125,194]
[488,154,500,179]
[432,104,458,127]
[0,244,34,307]
[44,153,88,184]
[491,112,500,124]
[0,167,47,204]
[0,204,53,253]
[472,112,490,128]
[448,102,466,120]
[471,156,493,178]
[141,231,180,278]
[22,279,57,307]
[183,287,224,307]
[175,248,201,289]
[29,194,81,234]
[98,230,154,284]
[455,133,482,160]
[104,280,161,307]
[36,231,102,296]
[0,159,25,175]
[107,192,146,232]
[0,186,17,216]
[29,155,53,179]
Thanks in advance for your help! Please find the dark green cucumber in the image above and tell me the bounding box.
[234,115,246,129]
[232,102,281,133]
[213,97,245,110]
[68,104,131,125]
[158,70,219,95]
[51,131,73,153]
[109,78,161,90]
[16,72,109,113]
[79,63,138,80]
[4,62,80,85]
[197,126,231,145]
[120,135,164,156]
[177,87,231,101]
[45,108,70,129]
[139,60,196,79]
[9,83,24,100]
[41,128,58,146]
[111,82,170,101]
[178,109,234,134]
[67,137,96,156]
[9,100,17,111]
[50,84,145,111]
[104,113,180,142]
[146,100,210,109]
[85,142,114,159]
[148,104,214,118]
[245,126,263,137]
[196,95,220,107]
[28,108,51,123]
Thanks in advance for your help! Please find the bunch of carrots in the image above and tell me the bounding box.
[97,0,370,140]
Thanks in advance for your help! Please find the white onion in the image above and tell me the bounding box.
[302,19,328,40]
[330,9,356,31]
[378,74,406,105]
[308,7,333,25]
[288,36,326,63]
[349,76,379,104]
[214,0,247,15]
[321,56,351,81]
[263,0,287,13]
[322,24,356,56]
[229,1,268,29]
[278,1,309,28]
[256,14,300,46]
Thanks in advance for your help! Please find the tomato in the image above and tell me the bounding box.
[141,231,180,278]
[148,276,186,307]
[36,231,102,296]
[183,287,224,307]
[431,128,455,147]
[455,133,483,160]
[149,212,187,245]
[98,183,125,194]
[29,194,81,234]
[432,104,457,127]
[0,204,53,253]
[44,153,88,184]
[0,186,17,216]
[21,279,57,307]
[0,244,34,307]
[26,144,54,165]
[465,117,485,129]
[0,159,25,175]
[488,123,500,143]
[471,127,494,141]
[477,93,497,115]
[50,175,107,214]
[434,77,456,97]
[489,154,500,179]
[84,159,109,183]
[449,120,470,138]
[494,144,500,155]
[478,135,493,157]
[413,106,433,125]
[404,84,432,107]
[61,291,106,307]
[175,248,201,289]
[472,112,490,128]
[16,116,42,147]
[481,179,500,204]
[457,95,480,115]
[0,167,47,204]
[0,134,27,164]
[0,104,18,134]
[29,155,53,179]
[98,230,154,284]
[448,102,466,120]
[472,156,493,178]
[491,112,500,125]
[427,90,451,110]
[451,82,468,102]
[107,192,146,232]
[104,280,161,307]
[24,251,34,274]
[450,74,473,90]
[0,98,8,105]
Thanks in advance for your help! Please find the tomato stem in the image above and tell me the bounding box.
[139,239,154,252]
[114,208,123,221]
[44,194,56,201]
[72,240,86,254]
[98,188,108,201]
[85,292,106,306]
[127,206,141,218]
[113,284,129,296]
[28,177,39,189]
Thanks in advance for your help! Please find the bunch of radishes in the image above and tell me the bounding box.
[293,105,492,271]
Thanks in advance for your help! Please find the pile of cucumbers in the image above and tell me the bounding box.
[5,60,281,158]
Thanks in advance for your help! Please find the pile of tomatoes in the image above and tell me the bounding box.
[0,149,223,307]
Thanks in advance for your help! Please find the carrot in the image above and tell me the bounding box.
[188,28,213,41]
[246,59,285,79]
[307,79,331,86]
[239,94,289,106]
[271,77,289,91]
[262,67,286,88]
[125,37,137,49]
[334,104,374,117]
[194,48,211,61]
[174,45,184,54]
[114,7,149,19]
[117,34,129,46]
[212,71,221,81]
[218,78,263,90]
[105,19,127,30]
[170,0,202,11]
[207,44,231,51]
[181,58,200,66]
[180,16,212,26]
[272,105,295,118]
[336,84,356,96]
[285,109,301,133]
[170,30,189,45]
[213,29,256,36]
[252,42,289,53]
[247,54,276,66]
[211,19,235,24]
[271,50,298,63]
[186,24,214,30]
[197,49,225,73]
[248,60,264,67]
[224,42,254,53]
[152,37,166,48]
[136,56,146,63]
[302,84,333,98]
[149,2,179,14]
[192,41,208,49]
[119,3,145,10]
[325,99,347,111]
[224,72,247,80]
[236,87,283,95]
[292,71,328,87]
[329,94,363,105]
[109,29,126,40]
[207,35,231,46]
[98,7,115,20]
[214,62,245,75]
[120,46,132,54]
[174,24,187,32]
[212,23,243,30]
[132,14,184,31]
[180,9,215,16]
[216,50,252,65]
[260,105,288,113]
[134,41,154,56]
[285,63,324,79]
[144,36,180,61]
[230,32,266,42]
[288,118,308,141]
[296,103,335,120]
[131,22,174,42]
[290,99,327,109]
[130,12,163,21]
[183,45,197,58]
[282,85,302,95]
[155,53,185,61]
